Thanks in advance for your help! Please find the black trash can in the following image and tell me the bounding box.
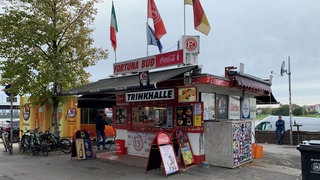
[297,140,320,180]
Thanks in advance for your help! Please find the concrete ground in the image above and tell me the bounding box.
[0,141,304,180]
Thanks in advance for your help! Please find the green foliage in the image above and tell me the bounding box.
[0,0,108,105]
[292,107,303,116]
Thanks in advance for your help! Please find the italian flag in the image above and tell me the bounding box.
[110,1,118,51]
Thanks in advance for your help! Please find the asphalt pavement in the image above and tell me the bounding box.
[0,142,303,180]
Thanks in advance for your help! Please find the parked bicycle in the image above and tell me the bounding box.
[1,129,12,154]
[19,128,49,156]
[42,128,71,154]
[30,128,49,156]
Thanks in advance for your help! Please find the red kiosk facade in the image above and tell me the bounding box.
[62,36,274,166]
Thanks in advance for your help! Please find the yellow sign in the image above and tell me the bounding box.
[194,115,201,127]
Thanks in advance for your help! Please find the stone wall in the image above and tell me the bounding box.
[255,130,320,145]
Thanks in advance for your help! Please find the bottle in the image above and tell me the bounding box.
[79,143,84,158]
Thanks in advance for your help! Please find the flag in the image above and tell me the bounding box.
[185,0,211,35]
[184,0,193,5]
[147,0,167,40]
[110,1,118,51]
[147,24,163,53]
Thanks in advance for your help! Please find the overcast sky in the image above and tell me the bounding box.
[1,0,319,106]
[85,0,320,106]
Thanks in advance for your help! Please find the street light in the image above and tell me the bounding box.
[280,56,293,145]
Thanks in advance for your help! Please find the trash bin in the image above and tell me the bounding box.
[116,139,125,155]
[297,140,320,180]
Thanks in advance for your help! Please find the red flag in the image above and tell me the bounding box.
[147,0,167,40]
[186,0,211,35]
[110,1,118,51]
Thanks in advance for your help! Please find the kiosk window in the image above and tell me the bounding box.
[132,107,173,128]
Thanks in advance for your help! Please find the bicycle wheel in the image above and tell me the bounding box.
[60,139,72,154]
[40,141,49,156]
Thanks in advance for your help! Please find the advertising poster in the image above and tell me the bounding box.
[83,138,93,159]
[75,139,86,160]
[241,98,250,119]
[127,132,154,157]
[201,93,215,120]
[178,87,196,102]
[216,94,228,119]
[159,145,179,175]
[229,96,240,119]
[176,128,194,166]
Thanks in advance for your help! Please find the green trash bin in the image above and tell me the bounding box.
[297,140,320,180]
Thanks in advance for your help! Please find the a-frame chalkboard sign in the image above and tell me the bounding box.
[145,132,179,176]
[173,128,194,167]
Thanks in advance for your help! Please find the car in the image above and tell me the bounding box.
[1,120,20,143]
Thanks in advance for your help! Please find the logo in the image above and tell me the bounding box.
[67,108,77,118]
[185,38,197,51]
[23,104,30,120]
[312,162,320,172]
[133,135,143,151]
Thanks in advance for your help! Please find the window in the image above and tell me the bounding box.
[132,107,173,128]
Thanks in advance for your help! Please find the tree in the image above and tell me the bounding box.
[292,107,303,116]
[0,0,108,135]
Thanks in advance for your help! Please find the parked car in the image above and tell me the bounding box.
[1,120,20,143]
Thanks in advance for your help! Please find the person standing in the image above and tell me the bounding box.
[275,116,285,145]
[95,111,107,150]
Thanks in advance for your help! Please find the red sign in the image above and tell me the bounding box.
[113,50,184,75]
[157,133,171,145]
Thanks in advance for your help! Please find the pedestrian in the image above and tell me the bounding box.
[275,115,285,145]
[96,110,107,150]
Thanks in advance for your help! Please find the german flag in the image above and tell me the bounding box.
[185,0,211,35]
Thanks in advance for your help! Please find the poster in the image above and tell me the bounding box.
[75,139,86,160]
[241,98,250,119]
[176,106,193,126]
[178,87,196,102]
[201,93,215,120]
[83,138,93,159]
[229,96,240,119]
[176,128,194,166]
[216,94,228,119]
[127,132,154,157]
[159,145,179,175]
[194,115,201,127]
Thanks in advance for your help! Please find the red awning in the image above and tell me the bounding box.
[236,76,271,92]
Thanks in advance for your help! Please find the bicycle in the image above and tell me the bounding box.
[42,128,71,154]
[1,130,12,154]
[19,128,49,156]
[29,128,49,156]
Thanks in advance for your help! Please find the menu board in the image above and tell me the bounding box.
[176,128,194,166]
[159,144,179,175]
[176,106,193,126]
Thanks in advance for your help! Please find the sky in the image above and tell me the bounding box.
[1,0,320,106]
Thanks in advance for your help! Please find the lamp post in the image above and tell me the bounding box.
[288,56,293,145]
[281,56,293,145]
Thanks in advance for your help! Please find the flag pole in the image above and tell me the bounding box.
[146,23,149,56]
[115,50,117,63]
[184,1,186,35]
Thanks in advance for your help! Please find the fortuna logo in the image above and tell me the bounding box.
[150,4,161,23]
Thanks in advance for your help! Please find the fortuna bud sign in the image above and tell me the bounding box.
[113,49,183,75]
